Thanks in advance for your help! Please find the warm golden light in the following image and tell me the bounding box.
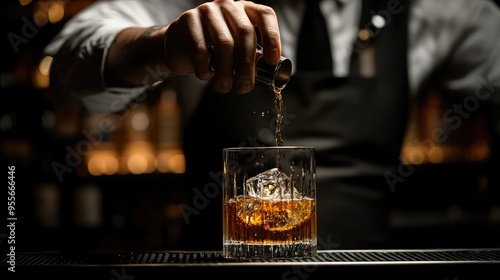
[19,0,32,6]
[358,29,372,42]
[123,141,157,174]
[87,151,119,176]
[117,157,129,175]
[39,56,53,76]
[168,153,186,174]
[156,152,171,173]
[402,146,425,165]
[48,1,65,23]
[33,8,48,27]
[427,146,444,164]
[127,154,149,174]
[32,67,50,89]
[88,157,104,176]
[156,149,186,174]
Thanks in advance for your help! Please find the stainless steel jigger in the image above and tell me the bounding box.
[210,44,292,91]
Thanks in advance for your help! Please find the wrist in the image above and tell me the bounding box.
[105,26,172,87]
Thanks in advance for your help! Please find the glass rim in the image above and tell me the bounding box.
[223,146,315,152]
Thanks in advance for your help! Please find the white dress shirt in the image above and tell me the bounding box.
[44,0,500,117]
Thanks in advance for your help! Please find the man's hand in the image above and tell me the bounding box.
[163,0,282,94]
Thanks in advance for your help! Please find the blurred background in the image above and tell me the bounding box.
[1,0,500,252]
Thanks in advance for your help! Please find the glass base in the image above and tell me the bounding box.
[223,240,317,260]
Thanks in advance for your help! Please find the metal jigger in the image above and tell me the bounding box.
[210,44,292,91]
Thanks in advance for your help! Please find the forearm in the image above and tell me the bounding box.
[104,25,170,88]
[46,0,281,99]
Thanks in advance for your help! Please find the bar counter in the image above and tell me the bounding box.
[3,248,500,279]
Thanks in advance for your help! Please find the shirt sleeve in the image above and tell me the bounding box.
[44,0,191,114]
[409,0,500,104]
[409,0,500,143]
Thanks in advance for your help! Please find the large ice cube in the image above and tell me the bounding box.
[245,168,303,200]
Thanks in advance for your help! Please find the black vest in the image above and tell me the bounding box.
[179,0,410,250]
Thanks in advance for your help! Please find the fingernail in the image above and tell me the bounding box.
[236,80,251,94]
[216,80,230,93]
[200,72,214,80]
